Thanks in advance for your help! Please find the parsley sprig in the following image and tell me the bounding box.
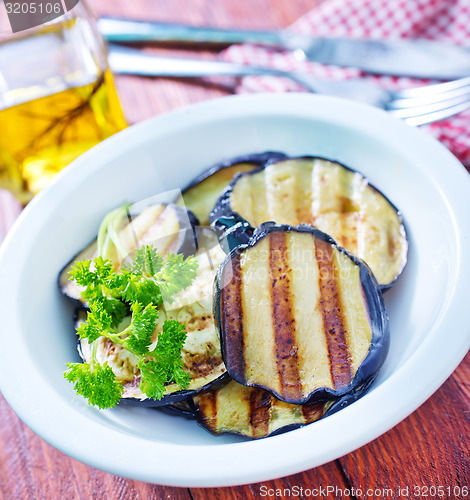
[64,245,198,409]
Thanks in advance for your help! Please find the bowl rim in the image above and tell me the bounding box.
[0,93,469,487]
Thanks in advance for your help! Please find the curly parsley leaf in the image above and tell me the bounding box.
[137,359,167,400]
[76,301,114,343]
[121,302,159,355]
[139,320,190,399]
[152,319,189,365]
[121,274,163,307]
[101,297,128,328]
[70,257,126,306]
[65,244,197,408]
[140,320,190,395]
[126,245,164,276]
[156,253,198,302]
[68,260,94,287]
[64,361,122,409]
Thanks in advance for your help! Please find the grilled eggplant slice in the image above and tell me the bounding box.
[193,379,329,439]
[59,203,198,305]
[215,223,389,405]
[179,152,287,226]
[192,375,377,439]
[77,237,229,406]
[210,156,407,289]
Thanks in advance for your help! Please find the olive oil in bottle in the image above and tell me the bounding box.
[0,7,127,203]
[0,69,127,202]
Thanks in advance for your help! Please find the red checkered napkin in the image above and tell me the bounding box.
[220,0,470,167]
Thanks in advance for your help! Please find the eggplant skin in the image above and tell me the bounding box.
[209,155,408,290]
[155,399,196,420]
[180,151,287,226]
[214,222,390,405]
[322,374,377,418]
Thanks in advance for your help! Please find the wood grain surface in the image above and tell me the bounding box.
[0,1,469,499]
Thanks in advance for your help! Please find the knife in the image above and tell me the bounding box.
[105,43,398,107]
[97,17,470,80]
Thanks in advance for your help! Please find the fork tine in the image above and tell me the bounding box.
[390,96,470,126]
[389,93,470,119]
[388,86,470,109]
[392,76,470,99]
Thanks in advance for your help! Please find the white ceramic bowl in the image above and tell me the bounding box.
[1,94,469,487]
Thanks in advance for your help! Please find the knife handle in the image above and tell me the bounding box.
[98,17,282,47]
[107,44,289,78]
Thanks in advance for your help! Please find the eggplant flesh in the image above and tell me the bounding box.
[76,236,229,406]
[215,223,389,405]
[59,203,198,305]
[211,156,407,289]
[179,152,287,226]
[181,163,258,227]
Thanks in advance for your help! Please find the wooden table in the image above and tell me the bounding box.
[0,1,469,498]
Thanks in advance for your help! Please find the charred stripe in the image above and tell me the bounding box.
[269,232,303,401]
[301,402,326,424]
[249,388,272,437]
[197,391,217,432]
[219,252,246,380]
[315,238,353,389]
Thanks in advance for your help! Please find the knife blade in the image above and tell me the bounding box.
[97,17,470,80]
[105,44,397,108]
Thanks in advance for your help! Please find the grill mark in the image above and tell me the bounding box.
[339,195,348,214]
[350,213,359,254]
[337,169,359,252]
[301,402,326,424]
[269,232,303,402]
[188,355,224,378]
[387,225,397,258]
[197,392,218,432]
[249,388,272,438]
[219,252,245,380]
[315,238,353,389]
[340,213,359,255]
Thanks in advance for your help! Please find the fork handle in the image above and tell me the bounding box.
[107,44,291,79]
[107,45,394,106]
[99,17,282,46]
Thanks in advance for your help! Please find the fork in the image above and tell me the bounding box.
[108,44,470,127]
